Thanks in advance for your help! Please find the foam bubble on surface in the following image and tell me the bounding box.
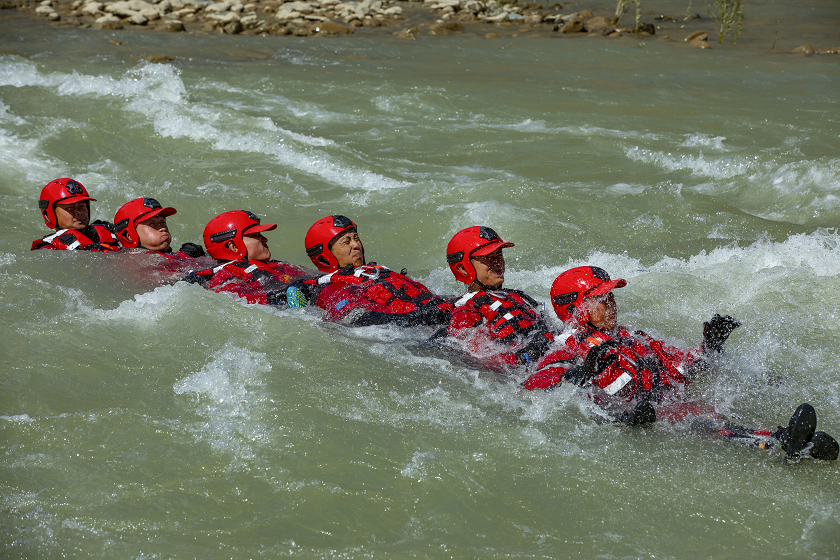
[79,283,192,325]
[173,344,272,461]
[625,146,755,180]
[0,58,406,192]
[680,134,728,150]
[1,414,36,423]
[0,100,26,126]
[0,112,59,188]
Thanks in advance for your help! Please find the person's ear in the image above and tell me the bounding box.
[225,240,237,253]
[456,264,468,275]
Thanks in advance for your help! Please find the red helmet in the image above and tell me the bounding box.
[114,197,177,248]
[550,266,627,325]
[446,226,514,284]
[305,215,359,272]
[39,178,96,229]
[203,210,277,261]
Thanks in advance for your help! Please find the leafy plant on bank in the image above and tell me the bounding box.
[704,0,743,43]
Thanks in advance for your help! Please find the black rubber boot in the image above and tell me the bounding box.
[807,431,839,461]
[774,403,817,461]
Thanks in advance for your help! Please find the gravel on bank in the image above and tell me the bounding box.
[3,0,839,53]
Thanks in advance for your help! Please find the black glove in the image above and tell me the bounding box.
[702,314,740,353]
[91,219,116,233]
[617,400,656,427]
[563,339,620,386]
[178,242,205,258]
[417,304,450,327]
[266,290,286,306]
[513,334,552,365]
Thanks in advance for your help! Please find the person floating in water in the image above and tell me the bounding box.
[114,197,205,258]
[440,226,554,370]
[300,214,451,327]
[185,210,313,307]
[524,265,838,463]
[31,178,120,252]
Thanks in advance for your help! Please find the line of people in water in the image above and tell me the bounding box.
[31,177,840,464]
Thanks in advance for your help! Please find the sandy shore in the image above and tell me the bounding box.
[2,0,839,53]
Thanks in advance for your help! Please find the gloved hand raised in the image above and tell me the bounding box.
[702,314,740,353]
[563,339,620,386]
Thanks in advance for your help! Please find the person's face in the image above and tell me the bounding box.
[469,248,505,290]
[330,229,364,268]
[242,232,271,262]
[585,292,617,331]
[136,214,172,252]
[54,201,90,230]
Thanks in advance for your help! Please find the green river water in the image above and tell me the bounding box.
[1,2,839,558]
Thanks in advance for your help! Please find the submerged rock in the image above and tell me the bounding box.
[312,20,352,33]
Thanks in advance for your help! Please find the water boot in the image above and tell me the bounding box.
[773,403,817,462]
[805,431,839,461]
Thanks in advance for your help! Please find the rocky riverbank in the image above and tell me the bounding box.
[3,0,839,52]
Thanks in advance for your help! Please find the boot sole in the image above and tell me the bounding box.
[782,403,817,459]
[808,431,839,461]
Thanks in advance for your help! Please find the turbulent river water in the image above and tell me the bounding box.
[2,3,839,558]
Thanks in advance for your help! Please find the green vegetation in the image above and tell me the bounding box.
[704,0,743,43]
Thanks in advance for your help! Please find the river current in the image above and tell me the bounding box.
[1,3,839,558]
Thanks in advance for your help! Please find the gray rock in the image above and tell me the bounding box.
[160,18,185,30]
[559,15,583,32]
[81,1,104,15]
[140,8,161,19]
[105,2,138,17]
[208,11,239,21]
[93,13,123,28]
[205,1,231,12]
[127,0,155,11]
[223,19,243,32]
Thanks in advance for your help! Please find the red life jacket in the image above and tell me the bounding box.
[309,264,447,322]
[450,289,548,343]
[526,326,698,399]
[187,259,312,305]
[448,289,553,366]
[31,224,120,252]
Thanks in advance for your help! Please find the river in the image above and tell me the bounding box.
[1,3,839,558]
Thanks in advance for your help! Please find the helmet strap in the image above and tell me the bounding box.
[470,278,501,292]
